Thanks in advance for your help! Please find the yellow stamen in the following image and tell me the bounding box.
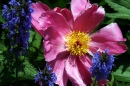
[65,31,91,56]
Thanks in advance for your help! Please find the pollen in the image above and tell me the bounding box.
[65,31,91,56]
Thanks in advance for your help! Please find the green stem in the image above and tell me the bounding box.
[16,55,18,84]
[92,78,97,86]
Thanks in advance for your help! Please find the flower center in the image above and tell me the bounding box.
[65,31,91,56]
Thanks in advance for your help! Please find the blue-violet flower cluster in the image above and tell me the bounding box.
[2,0,33,56]
[34,65,57,86]
[90,49,115,81]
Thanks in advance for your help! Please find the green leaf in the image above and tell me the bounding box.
[63,0,70,5]
[107,74,114,86]
[18,59,38,80]
[126,30,130,54]
[32,32,42,49]
[0,13,5,23]
[115,82,130,86]
[106,13,130,20]
[119,0,130,9]
[0,42,7,54]
[28,30,35,43]
[105,0,130,20]
[0,55,4,72]
[35,53,44,61]
[126,30,130,41]
[52,0,66,8]
[105,0,130,14]
[112,65,130,82]
[43,0,66,8]
[99,0,106,6]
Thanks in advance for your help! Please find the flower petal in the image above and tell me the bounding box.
[90,23,127,54]
[39,11,71,37]
[65,56,85,86]
[31,18,44,36]
[71,0,91,19]
[60,8,74,29]
[98,79,109,86]
[73,4,105,33]
[79,55,92,69]
[90,23,126,42]
[65,56,92,86]
[48,11,71,36]
[53,7,74,28]
[79,56,92,84]
[53,7,61,12]
[90,42,126,54]
[37,12,51,29]
[44,26,66,61]
[31,1,50,20]
[31,2,51,36]
[47,51,69,86]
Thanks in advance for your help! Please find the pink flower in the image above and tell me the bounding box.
[31,0,127,86]
[31,1,51,36]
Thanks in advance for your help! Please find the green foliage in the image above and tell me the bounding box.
[38,0,66,9]
[0,42,7,54]
[0,29,43,85]
[0,14,5,23]
[106,13,130,20]
[17,59,38,80]
[29,30,42,49]
[107,74,114,86]
[32,31,42,49]
[126,30,130,54]
[51,0,66,8]
[105,0,130,20]
[112,65,130,82]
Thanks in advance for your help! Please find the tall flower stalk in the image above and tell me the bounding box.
[34,65,57,86]
[2,0,33,83]
[90,49,115,85]
[2,0,33,56]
